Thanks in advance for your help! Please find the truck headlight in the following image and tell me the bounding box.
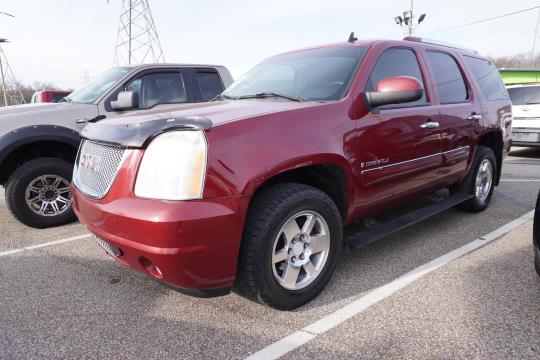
[134,131,207,200]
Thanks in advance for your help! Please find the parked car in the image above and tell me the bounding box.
[506,83,540,147]
[535,190,539,276]
[72,37,512,310]
[0,64,233,228]
[31,90,72,103]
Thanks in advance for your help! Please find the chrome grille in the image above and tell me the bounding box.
[73,140,126,199]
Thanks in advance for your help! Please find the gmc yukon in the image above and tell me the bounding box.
[71,37,512,309]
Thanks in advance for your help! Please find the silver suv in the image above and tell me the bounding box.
[0,64,233,228]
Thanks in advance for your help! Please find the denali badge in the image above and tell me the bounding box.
[80,153,102,172]
[361,157,389,168]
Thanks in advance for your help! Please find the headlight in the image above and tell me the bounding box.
[134,130,207,200]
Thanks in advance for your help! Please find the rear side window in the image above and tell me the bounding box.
[464,56,508,101]
[196,70,224,101]
[426,51,467,104]
[366,47,427,108]
[507,86,540,105]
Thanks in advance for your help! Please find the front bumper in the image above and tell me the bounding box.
[511,128,540,147]
[72,184,247,296]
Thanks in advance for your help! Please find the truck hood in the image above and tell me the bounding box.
[83,100,321,147]
[0,102,98,132]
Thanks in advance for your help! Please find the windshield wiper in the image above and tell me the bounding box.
[59,97,72,103]
[210,94,238,101]
[237,92,304,102]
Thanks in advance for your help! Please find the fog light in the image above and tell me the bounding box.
[139,257,163,279]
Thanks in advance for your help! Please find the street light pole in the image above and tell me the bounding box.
[408,0,414,36]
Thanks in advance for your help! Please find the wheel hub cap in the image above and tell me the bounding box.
[25,175,72,217]
[475,159,493,203]
[272,211,331,291]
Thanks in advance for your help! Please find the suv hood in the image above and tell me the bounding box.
[102,99,319,127]
[83,100,321,147]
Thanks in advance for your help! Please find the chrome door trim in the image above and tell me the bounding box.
[360,146,470,174]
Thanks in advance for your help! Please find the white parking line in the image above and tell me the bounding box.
[245,210,535,360]
[501,179,540,182]
[0,234,91,257]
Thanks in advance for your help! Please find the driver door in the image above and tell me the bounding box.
[355,47,442,210]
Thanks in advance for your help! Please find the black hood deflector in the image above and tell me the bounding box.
[81,116,212,148]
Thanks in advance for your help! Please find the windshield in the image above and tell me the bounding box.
[507,86,540,105]
[223,45,368,102]
[68,67,130,104]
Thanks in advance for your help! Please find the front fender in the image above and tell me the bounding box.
[0,125,80,164]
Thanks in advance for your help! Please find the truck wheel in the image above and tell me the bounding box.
[235,183,342,310]
[453,146,496,212]
[5,158,76,228]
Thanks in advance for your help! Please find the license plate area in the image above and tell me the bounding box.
[512,132,540,143]
[94,235,122,257]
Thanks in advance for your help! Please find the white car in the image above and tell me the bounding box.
[507,83,540,147]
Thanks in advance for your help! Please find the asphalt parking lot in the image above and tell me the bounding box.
[1,148,539,359]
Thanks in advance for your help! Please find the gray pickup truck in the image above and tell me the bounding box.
[0,64,233,228]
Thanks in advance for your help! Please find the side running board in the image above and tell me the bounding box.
[344,192,474,249]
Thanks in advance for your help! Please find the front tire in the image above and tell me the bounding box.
[453,146,496,212]
[5,158,76,228]
[235,183,343,310]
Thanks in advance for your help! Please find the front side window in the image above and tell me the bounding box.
[507,86,540,105]
[125,72,187,109]
[196,70,224,101]
[426,51,468,104]
[464,56,508,101]
[223,45,368,102]
[366,47,427,108]
[68,67,130,104]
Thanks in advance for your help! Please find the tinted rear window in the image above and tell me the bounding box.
[507,86,540,105]
[426,51,468,104]
[464,56,508,101]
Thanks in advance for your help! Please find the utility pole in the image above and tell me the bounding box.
[531,8,540,64]
[0,52,7,106]
[394,0,426,37]
[0,11,24,107]
[112,0,165,66]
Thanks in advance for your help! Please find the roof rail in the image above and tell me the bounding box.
[403,36,478,54]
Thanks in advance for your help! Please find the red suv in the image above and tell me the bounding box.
[72,37,512,309]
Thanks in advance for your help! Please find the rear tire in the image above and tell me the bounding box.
[235,183,342,310]
[5,158,76,228]
[453,146,496,213]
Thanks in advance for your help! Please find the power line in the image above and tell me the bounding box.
[421,5,540,35]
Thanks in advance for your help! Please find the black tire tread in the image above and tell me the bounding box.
[453,145,497,213]
[235,183,341,309]
[5,157,76,228]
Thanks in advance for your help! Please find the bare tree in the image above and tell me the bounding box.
[490,53,540,68]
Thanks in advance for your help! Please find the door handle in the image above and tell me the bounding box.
[467,113,482,122]
[420,121,440,129]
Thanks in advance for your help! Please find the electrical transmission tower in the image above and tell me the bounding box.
[112,0,165,66]
[0,40,25,106]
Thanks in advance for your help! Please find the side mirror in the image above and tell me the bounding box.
[365,76,423,108]
[111,91,139,110]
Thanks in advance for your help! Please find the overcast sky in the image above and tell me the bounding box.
[1,0,539,90]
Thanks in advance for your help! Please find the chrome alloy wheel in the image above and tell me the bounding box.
[25,175,72,217]
[475,159,493,203]
[271,211,331,290]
